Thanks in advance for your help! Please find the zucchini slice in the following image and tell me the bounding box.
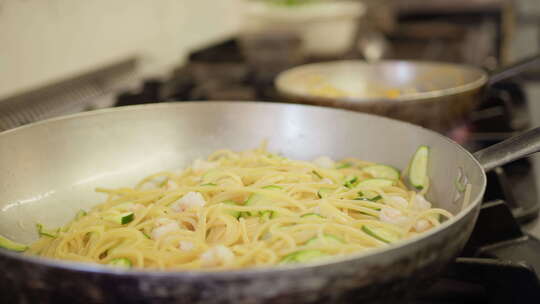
[0,235,27,252]
[409,146,430,190]
[75,210,88,220]
[105,212,135,225]
[260,210,274,221]
[344,176,359,188]
[306,234,343,246]
[262,185,283,190]
[361,165,400,180]
[108,258,132,268]
[281,250,329,263]
[356,178,394,191]
[354,195,382,202]
[36,223,59,238]
[335,162,352,169]
[244,186,281,218]
[361,226,399,243]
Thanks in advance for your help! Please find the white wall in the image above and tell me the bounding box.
[0,0,242,99]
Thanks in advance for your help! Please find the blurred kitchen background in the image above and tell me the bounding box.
[2,0,540,301]
[0,0,538,113]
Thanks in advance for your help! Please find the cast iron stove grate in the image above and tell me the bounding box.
[410,200,540,304]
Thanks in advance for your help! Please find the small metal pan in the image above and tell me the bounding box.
[275,55,540,132]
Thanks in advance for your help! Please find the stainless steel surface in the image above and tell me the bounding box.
[474,127,540,171]
[0,101,536,303]
[487,53,540,85]
[0,57,137,131]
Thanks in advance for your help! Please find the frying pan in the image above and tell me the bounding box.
[275,54,540,132]
[0,102,539,303]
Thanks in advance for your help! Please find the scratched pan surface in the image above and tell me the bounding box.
[0,102,486,303]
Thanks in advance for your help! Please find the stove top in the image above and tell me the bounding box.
[410,200,540,303]
[112,30,540,301]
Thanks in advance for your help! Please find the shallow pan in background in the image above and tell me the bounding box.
[275,55,540,132]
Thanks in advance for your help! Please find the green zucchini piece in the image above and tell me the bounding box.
[141,231,151,239]
[280,253,297,263]
[354,195,382,202]
[295,250,329,262]
[244,186,281,217]
[361,226,399,243]
[75,210,87,220]
[108,258,132,268]
[238,211,250,219]
[301,213,325,219]
[317,188,333,199]
[356,178,394,191]
[223,200,241,219]
[281,250,329,263]
[36,223,59,238]
[158,177,170,187]
[408,145,430,190]
[361,165,400,180]
[0,235,27,252]
[105,212,135,225]
[200,183,217,186]
[260,210,275,221]
[306,234,343,246]
[312,170,323,179]
[262,185,283,190]
[335,162,352,169]
[344,176,358,188]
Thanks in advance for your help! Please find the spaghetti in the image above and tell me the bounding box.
[28,144,452,270]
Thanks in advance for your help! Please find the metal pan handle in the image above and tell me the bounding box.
[473,127,540,172]
[487,53,540,87]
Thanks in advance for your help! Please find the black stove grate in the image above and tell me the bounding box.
[411,200,540,303]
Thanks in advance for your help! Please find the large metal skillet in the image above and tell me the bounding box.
[0,102,539,303]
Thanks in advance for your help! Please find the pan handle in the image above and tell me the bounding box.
[473,127,540,172]
[487,53,540,86]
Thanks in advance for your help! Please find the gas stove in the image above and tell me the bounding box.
[110,6,540,301]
